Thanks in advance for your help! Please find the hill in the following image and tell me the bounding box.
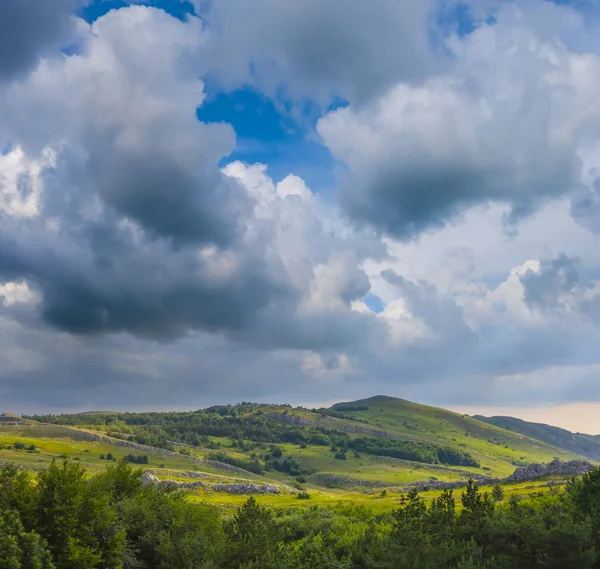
[315,395,584,476]
[15,395,589,486]
[473,414,600,461]
[0,395,593,513]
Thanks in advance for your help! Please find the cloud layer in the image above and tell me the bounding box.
[2,0,600,422]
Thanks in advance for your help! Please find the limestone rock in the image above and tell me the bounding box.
[141,472,159,487]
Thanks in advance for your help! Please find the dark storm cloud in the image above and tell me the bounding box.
[0,0,78,80]
[0,223,283,338]
[83,132,247,247]
[341,166,490,240]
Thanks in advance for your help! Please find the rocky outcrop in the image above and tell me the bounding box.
[0,414,28,425]
[67,430,189,458]
[141,472,159,487]
[211,483,281,494]
[141,472,284,494]
[405,459,595,492]
[307,473,384,489]
[407,476,501,492]
[506,459,594,482]
[266,413,315,428]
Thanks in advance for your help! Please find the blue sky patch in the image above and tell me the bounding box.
[80,0,196,23]
[197,86,336,194]
[363,294,385,314]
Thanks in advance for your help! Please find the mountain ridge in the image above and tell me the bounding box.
[473,414,600,461]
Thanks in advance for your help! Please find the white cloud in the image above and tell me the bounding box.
[0,145,55,218]
[0,280,38,306]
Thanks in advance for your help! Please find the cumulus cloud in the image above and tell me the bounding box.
[0,6,385,352]
[0,7,271,338]
[2,7,245,246]
[318,3,600,239]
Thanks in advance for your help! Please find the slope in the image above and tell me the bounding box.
[315,395,585,476]
[473,415,600,461]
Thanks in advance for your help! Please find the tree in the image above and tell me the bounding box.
[222,497,279,568]
[458,480,495,563]
[90,461,142,503]
[492,485,504,502]
[34,460,126,569]
[0,464,36,526]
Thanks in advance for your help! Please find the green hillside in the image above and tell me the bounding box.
[12,395,589,495]
[312,395,581,477]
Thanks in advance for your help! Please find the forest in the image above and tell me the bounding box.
[2,458,600,569]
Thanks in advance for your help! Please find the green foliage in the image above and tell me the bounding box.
[0,510,54,569]
[28,408,337,449]
[330,404,370,412]
[35,459,126,568]
[123,454,148,464]
[2,459,600,569]
[350,437,480,467]
[222,497,279,568]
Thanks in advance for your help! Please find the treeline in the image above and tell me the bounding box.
[2,460,600,568]
[27,408,335,448]
[348,437,480,467]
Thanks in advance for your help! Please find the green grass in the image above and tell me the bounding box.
[3,396,594,511]
[186,477,567,514]
[0,426,203,473]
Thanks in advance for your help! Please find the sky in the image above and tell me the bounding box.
[2,0,600,432]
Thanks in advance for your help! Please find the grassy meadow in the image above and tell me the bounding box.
[1,395,594,511]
